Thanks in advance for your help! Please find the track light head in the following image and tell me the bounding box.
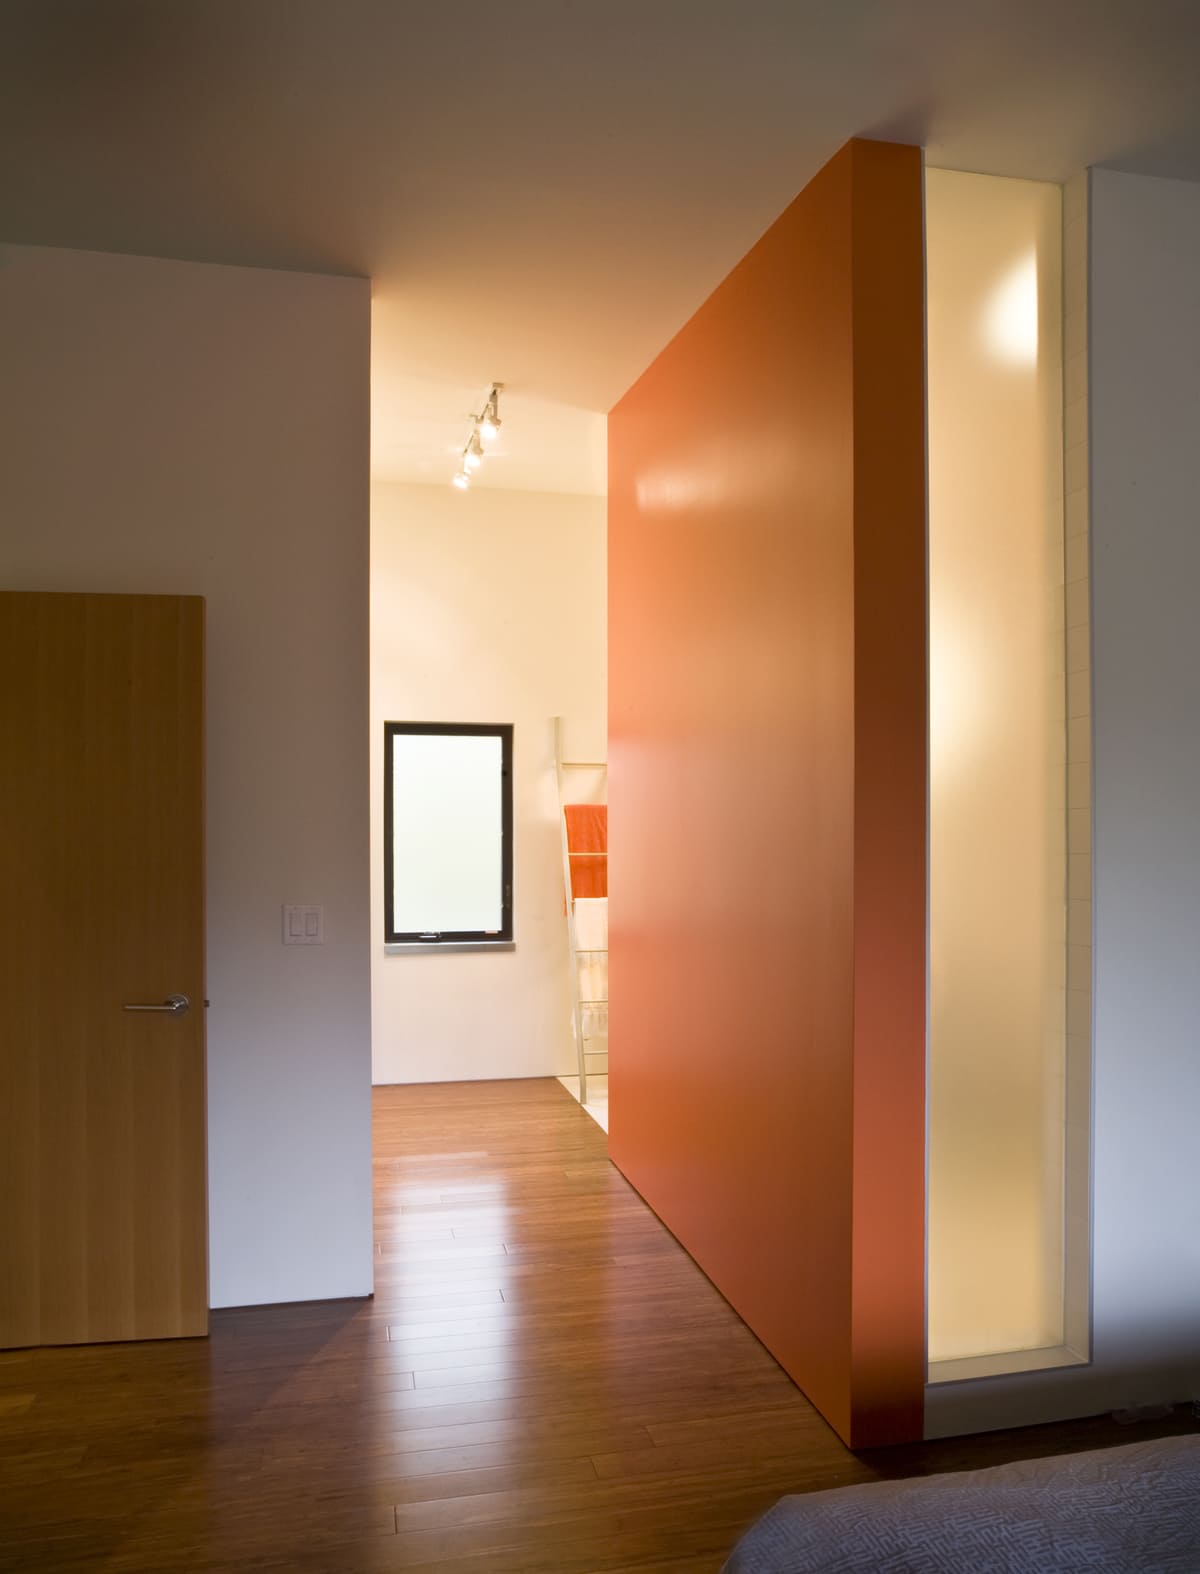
[479,385,502,442]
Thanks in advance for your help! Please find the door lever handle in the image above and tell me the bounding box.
[124,994,190,1015]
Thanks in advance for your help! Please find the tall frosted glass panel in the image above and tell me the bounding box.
[927,170,1085,1374]
[387,729,508,938]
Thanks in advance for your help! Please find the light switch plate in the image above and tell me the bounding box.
[282,903,324,945]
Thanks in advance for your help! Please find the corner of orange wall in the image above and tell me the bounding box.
[849,137,928,1450]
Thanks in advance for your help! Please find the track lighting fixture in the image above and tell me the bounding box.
[450,383,504,488]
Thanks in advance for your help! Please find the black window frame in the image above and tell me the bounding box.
[383,721,514,946]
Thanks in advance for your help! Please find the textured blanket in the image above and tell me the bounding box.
[722,1435,1200,1573]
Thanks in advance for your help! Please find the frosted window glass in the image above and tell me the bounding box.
[387,729,509,939]
[927,169,1083,1371]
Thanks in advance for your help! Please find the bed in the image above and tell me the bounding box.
[722,1434,1200,1573]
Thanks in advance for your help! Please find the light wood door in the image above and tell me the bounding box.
[0,591,207,1348]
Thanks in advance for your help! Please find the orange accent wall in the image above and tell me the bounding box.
[607,139,927,1449]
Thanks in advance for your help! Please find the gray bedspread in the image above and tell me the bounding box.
[721,1435,1200,1573]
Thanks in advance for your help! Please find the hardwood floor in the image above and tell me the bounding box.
[2,1078,1196,1571]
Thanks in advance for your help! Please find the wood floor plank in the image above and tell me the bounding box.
[3,1075,1197,1573]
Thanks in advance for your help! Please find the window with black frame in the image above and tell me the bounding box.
[383,722,513,945]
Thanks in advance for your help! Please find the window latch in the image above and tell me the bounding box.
[418,932,442,943]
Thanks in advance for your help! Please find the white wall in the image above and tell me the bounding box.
[1089,166,1200,1404]
[927,166,1200,1434]
[0,242,373,1309]
[371,482,606,1085]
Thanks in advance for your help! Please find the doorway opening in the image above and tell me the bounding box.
[368,473,609,1134]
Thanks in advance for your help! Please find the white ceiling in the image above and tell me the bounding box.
[3,0,1199,495]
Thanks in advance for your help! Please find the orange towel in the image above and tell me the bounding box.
[564,803,607,854]
[569,854,607,899]
[564,804,607,898]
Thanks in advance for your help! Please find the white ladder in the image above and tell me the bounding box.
[554,717,607,1107]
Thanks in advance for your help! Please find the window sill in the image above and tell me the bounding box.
[927,1344,1089,1386]
[384,940,516,954]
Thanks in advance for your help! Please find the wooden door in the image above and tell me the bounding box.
[0,591,207,1348]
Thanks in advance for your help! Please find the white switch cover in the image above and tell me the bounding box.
[283,904,324,945]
